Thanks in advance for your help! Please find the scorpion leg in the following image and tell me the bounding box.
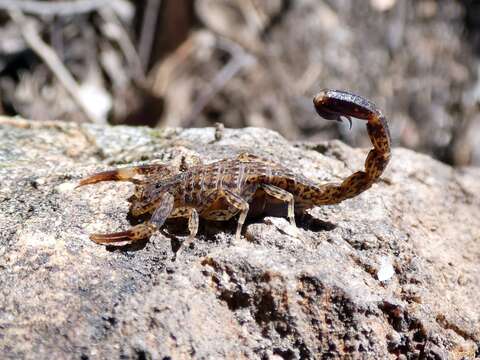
[90,192,174,246]
[77,163,174,188]
[178,208,199,252]
[311,89,391,204]
[188,208,199,239]
[260,184,296,227]
[222,189,250,242]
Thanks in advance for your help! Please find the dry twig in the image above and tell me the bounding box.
[184,37,256,126]
[8,9,102,123]
[0,0,111,16]
[98,7,145,84]
[138,0,163,71]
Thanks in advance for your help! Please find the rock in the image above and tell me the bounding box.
[0,116,479,359]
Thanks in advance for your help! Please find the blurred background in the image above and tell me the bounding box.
[1,0,479,166]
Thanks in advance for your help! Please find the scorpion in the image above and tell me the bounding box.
[77,89,391,248]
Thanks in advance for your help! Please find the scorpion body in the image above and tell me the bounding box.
[78,89,391,247]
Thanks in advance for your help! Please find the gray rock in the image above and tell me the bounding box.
[0,117,479,359]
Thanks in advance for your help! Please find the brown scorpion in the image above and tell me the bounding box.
[77,89,391,248]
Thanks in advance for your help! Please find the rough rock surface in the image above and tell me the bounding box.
[0,117,479,359]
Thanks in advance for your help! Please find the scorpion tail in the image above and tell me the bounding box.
[310,89,391,205]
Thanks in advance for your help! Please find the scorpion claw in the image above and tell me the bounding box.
[89,223,157,245]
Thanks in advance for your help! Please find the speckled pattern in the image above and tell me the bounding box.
[78,90,391,248]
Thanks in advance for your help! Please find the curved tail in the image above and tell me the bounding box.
[311,89,391,204]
